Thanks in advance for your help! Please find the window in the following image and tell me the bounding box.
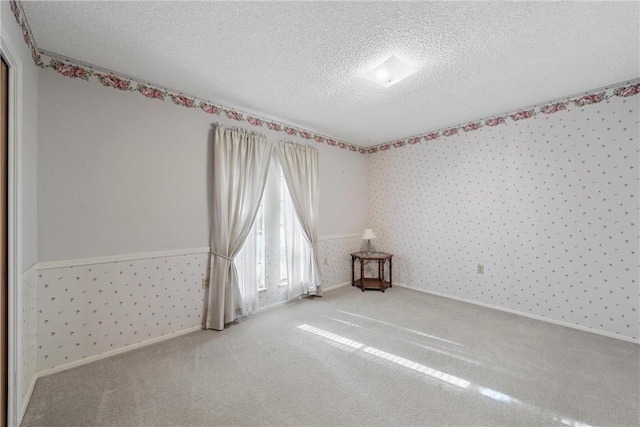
[237,145,319,303]
[279,171,288,284]
[254,197,266,291]
[237,164,289,293]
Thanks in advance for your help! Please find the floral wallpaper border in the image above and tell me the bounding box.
[9,0,42,68]
[41,52,365,153]
[9,0,640,156]
[366,80,640,154]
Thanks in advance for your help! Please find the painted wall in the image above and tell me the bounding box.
[37,67,368,262]
[34,63,369,373]
[368,85,639,341]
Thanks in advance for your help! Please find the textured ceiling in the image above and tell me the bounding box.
[21,1,640,147]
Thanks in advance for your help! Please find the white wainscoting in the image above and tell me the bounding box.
[33,237,362,375]
[36,251,209,372]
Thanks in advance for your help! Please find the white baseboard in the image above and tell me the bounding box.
[257,299,289,313]
[36,325,202,378]
[32,281,351,379]
[394,283,639,345]
[323,281,350,292]
[256,282,351,313]
[257,281,351,311]
[19,375,37,425]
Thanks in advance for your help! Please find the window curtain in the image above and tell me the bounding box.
[206,125,273,330]
[277,141,322,297]
[282,182,313,298]
[234,220,259,313]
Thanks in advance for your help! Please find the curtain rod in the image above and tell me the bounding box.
[212,123,266,139]
[279,139,318,151]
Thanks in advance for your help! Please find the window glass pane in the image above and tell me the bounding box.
[255,198,266,290]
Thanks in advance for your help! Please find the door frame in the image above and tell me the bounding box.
[0,36,24,427]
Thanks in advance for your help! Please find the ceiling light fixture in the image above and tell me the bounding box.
[362,55,418,88]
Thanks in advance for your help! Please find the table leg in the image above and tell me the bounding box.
[381,260,386,292]
[389,258,392,287]
[351,256,355,286]
[360,258,365,292]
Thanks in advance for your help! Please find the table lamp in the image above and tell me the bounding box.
[361,228,377,254]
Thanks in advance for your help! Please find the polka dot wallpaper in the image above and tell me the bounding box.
[368,88,639,340]
[318,236,364,289]
[34,241,357,373]
[36,253,208,372]
[21,267,38,412]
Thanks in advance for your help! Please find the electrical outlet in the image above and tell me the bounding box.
[202,277,210,289]
[477,264,484,275]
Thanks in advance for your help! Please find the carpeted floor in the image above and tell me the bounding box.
[21,285,639,426]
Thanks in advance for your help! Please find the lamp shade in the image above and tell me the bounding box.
[361,229,377,240]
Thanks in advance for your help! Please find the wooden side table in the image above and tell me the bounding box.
[351,251,393,292]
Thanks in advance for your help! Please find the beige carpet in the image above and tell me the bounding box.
[21,285,639,426]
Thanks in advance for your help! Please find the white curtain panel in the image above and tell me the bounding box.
[277,141,322,297]
[207,126,273,330]
[234,221,259,313]
[283,183,313,299]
